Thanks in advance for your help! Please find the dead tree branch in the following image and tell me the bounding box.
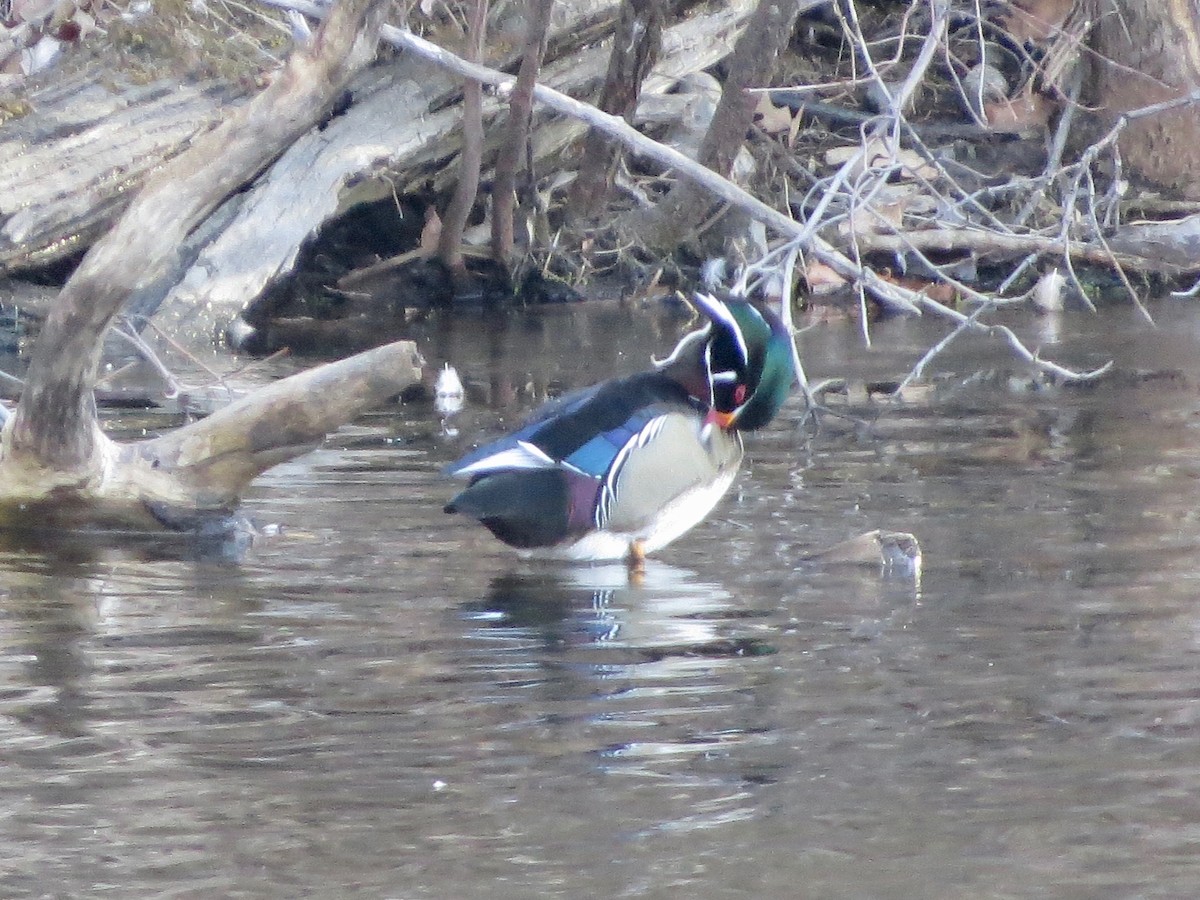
[0,0,423,530]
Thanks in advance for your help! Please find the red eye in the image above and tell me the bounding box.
[734,384,748,406]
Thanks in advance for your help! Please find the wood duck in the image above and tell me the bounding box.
[444,293,795,561]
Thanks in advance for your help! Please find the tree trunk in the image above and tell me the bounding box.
[491,0,555,265]
[438,0,488,280]
[568,0,664,217]
[632,0,802,251]
[1088,0,1200,200]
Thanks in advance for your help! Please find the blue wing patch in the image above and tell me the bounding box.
[444,383,607,477]
[562,407,658,478]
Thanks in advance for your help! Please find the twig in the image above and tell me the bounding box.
[873,275,1112,384]
[142,319,236,397]
[224,346,292,380]
[895,299,992,394]
[1081,167,1152,324]
[112,318,187,399]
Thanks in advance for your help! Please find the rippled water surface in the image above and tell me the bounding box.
[3,300,1200,897]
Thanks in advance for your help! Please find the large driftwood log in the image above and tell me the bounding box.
[0,0,423,532]
[0,76,244,272]
[0,0,626,278]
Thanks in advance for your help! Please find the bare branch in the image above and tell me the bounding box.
[385,20,1110,379]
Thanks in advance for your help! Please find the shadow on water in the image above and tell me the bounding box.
[0,523,257,568]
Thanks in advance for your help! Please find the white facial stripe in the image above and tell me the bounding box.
[710,370,738,383]
[694,292,748,365]
[702,343,717,405]
[653,325,710,369]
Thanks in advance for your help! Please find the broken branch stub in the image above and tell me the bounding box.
[116,340,423,528]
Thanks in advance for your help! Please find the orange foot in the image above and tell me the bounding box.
[627,539,647,582]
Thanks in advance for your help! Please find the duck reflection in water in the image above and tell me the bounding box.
[463,563,776,658]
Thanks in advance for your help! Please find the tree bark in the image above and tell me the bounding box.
[1088,0,1200,200]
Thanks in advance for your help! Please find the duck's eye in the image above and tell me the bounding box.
[711,377,746,414]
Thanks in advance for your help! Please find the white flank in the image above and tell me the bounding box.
[595,416,669,528]
[553,466,740,562]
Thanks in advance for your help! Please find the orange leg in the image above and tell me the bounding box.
[627,539,647,581]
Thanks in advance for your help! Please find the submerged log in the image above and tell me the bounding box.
[0,0,423,532]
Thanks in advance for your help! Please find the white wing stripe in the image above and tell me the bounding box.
[452,441,556,476]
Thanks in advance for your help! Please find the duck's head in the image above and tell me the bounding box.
[658,292,796,432]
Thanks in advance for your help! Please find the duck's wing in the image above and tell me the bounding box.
[446,373,694,480]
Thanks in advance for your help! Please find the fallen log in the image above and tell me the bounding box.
[0,340,422,529]
[0,75,244,273]
[0,0,424,533]
[0,0,627,280]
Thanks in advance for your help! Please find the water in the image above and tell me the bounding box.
[2,299,1200,897]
